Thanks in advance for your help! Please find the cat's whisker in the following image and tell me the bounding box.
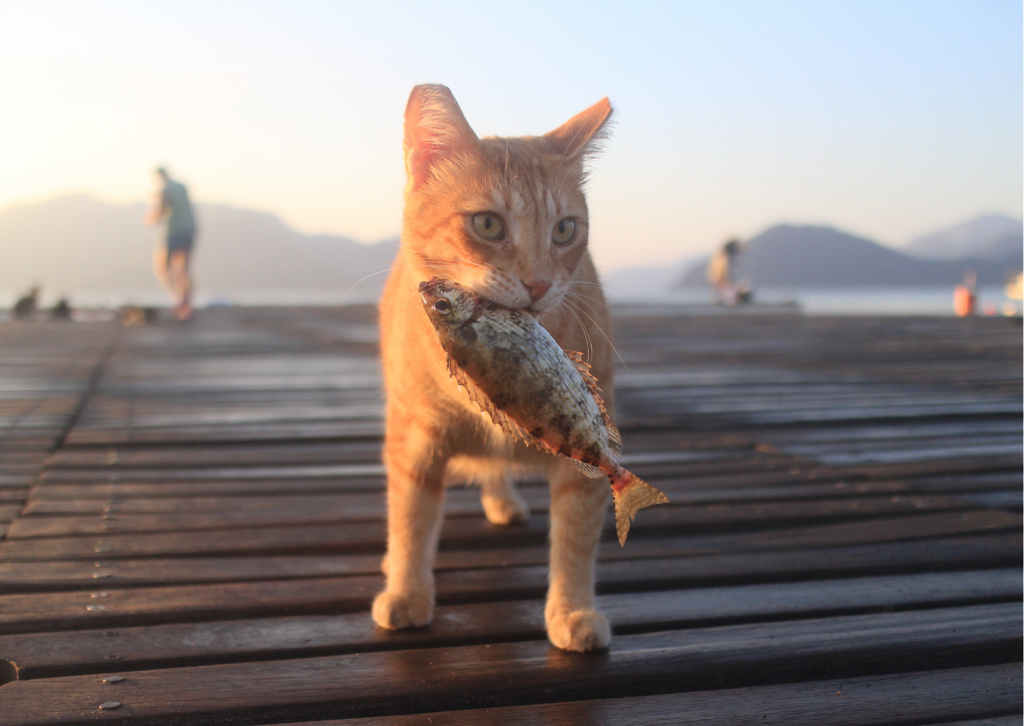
[563,296,627,369]
[417,256,500,276]
[568,276,620,297]
[346,267,394,292]
[564,289,610,316]
[577,280,627,295]
[550,304,586,362]
[562,301,594,362]
[566,305,603,367]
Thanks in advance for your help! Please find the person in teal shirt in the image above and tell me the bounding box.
[144,167,197,320]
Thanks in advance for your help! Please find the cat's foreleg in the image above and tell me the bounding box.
[372,426,448,630]
[545,460,611,651]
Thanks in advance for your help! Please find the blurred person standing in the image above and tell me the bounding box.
[707,239,742,305]
[144,167,196,320]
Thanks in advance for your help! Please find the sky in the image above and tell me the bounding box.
[1,1,1021,271]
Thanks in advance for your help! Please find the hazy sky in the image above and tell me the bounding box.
[2,1,1021,271]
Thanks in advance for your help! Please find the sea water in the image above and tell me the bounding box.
[1,286,1019,317]
[604,286,1019,317]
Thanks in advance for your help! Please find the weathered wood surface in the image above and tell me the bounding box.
[279,665,1023,726]
[0,307,1020,725]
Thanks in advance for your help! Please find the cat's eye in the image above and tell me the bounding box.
[552,218,576,245]
[433,298,453,316]
[472,213,505,241]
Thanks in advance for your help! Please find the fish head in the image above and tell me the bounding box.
[418,277,480,331]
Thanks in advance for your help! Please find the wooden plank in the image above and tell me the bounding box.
[46,441,386,469]
[4,490,977,539]
[23,453,1023,501]
[64,419,385,446]
[623,402,1024,428]
[0,532,1016,593]
[275,664,1023,726]
[2,605,1018,725]
[23,490,503,516]
[620,389,1022,417]
[771,433,1023,461]
[70,401,386,429]
[961,491,1023,509]
[20,470,1023,519]
[44,430,750,468]
[2,570,1017,679]
[791,442,1024,467]
[763,419,1023,443]
[24,477,389,500]
[38,461,389,484]
[2,499,1013,562]
[0,489,30,503]
[2,534,1019,633]
[32,451,754,485]
[0,474,39,489]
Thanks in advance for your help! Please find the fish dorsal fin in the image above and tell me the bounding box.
[447,355,548,454]
[564,350,622,457]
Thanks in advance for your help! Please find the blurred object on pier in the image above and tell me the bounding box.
[12,285,40,319]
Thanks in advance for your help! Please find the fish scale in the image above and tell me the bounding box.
[419,278,669,545]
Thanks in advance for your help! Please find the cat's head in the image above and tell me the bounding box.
[400,84,612,314]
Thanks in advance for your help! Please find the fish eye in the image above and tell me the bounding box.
[552,218,576,245]
[433,298,453,315]
[472,213,505,241]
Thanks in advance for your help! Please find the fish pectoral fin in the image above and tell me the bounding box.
[565,456,606,479]
[564,350,620,455]
[606,422,622,457]
[448,357,548,453]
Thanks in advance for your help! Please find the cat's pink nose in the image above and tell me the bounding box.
[523,279,552,303]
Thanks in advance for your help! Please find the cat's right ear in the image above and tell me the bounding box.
[543,97,614,161]
[404,85,480,192]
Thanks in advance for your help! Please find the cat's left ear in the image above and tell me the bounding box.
[543,98,613,160]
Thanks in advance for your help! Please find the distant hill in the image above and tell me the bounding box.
[982,232,1024,269]
[677,224,1019,289]
[0,195,398,298]
[903,214,1022,261]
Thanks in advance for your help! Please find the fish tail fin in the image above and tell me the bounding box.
[611,471,669,547]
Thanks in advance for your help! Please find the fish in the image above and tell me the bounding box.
[418,277,668,545]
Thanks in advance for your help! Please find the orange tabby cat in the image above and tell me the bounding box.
[374,84,615,651]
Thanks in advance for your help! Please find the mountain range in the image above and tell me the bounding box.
[604,215,1020,297]
[2,196,1021,303]
[903,214,1022,261]
[0,195,398,299]
[674,222,1021,289]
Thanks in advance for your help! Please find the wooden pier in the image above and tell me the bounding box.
[0,306,1021,724]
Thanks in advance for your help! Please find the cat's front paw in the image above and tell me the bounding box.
[546,609,611,652]
[372,590,434,630]
[482,491,529,525]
